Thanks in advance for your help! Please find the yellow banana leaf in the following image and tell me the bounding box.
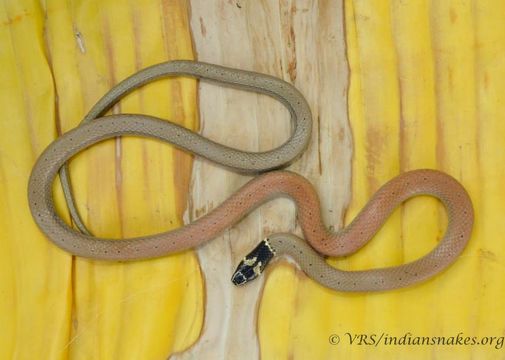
[0,0,202,359]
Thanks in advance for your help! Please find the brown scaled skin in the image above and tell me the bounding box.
[27,61,474,291]
[56,60,313,235]
[29,128,473,290]
[231,169,473,291]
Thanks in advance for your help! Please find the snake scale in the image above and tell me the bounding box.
[28,60,474,292]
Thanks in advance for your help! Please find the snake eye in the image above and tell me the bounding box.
[231,239,275,286]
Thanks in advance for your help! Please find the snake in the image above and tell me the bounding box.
[27,60,474,292]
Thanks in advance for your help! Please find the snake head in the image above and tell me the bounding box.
[231,239,275,286]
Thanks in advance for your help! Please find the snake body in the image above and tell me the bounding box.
[57,61,312,234]
[232,170,473,291]
[28,60,474,292]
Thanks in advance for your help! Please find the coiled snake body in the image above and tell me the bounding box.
[28,61,474,292]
